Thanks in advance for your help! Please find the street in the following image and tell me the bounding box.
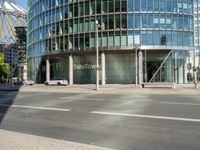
[0,89,200,150]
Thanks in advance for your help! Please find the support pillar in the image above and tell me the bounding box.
[101,52,106,85]
[69,54,73,85]
[138,51,143,87]
[23,63,28,81]
[46,57,50,82]
[184,55,188,84]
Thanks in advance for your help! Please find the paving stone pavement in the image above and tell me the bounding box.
[0,130,115,150]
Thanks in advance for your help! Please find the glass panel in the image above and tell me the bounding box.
[106,53,135,84]
[73,55,96,84]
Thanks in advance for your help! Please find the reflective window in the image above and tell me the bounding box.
[27,0,194,57]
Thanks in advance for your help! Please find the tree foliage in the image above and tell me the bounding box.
[0,52,10,79]
[0,52,4,63]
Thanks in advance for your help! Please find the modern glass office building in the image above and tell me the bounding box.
[194,0,200,79]
[27,0,196,84]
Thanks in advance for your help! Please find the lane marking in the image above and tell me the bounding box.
[161,102,200,106]
[91,111,200,123]
[178,96,200,98]
[127,100,152,102]
[0,104,71,112]
[60,97,104,101]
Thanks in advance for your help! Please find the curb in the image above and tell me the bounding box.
[0,89,20,91]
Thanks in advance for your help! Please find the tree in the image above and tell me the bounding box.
[0,52,10,82]
[0,52,4,63]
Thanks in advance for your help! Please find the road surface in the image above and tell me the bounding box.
[0,90,200,150]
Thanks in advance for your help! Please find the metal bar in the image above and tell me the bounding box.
[0,12,5,39]
[0,13,2,32]
[5,14,15,36]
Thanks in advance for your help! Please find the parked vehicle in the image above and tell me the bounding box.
[45,78,68,86]
[14,79,34,86]
[14,80,24,85]
[24,80,34,86]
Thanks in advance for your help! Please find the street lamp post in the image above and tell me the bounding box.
[96,20,99,91]
[135,45,140,87]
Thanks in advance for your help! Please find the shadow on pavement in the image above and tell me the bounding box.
[0,85,21,125]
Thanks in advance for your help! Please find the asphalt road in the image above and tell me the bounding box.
[0,90,200,150]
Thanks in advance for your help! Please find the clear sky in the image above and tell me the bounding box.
[15,0,27,9]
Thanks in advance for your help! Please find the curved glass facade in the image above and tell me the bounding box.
[27,0,196,84]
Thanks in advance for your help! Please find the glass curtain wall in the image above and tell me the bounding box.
[194,0,200,82]
[50,58,69,80]
[73,54,96,84]
[145,50,194,84]
[27,0,194,54]
[106,53,136,84]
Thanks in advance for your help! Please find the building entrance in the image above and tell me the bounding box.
[147,62,161,82]
[145,50,173,83]
[145,50,194,84]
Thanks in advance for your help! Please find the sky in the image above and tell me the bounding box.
[15,0,27,10]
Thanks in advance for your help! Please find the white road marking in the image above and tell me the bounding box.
[91,111,200,123]
[60,97,104,101]
[161,102,200,106]
[127,100,152,102]
[178,95,200,98]
[0,104,71,112]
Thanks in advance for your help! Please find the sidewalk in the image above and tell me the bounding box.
[0,84,199,94]
[17,84,200,95]
[0,129,114,150]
